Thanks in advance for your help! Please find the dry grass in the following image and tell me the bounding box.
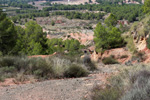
[0,55,96,82]
[90,63,150,100]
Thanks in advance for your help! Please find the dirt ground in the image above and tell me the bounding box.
[0,64,119,100]
[29,0,98,10]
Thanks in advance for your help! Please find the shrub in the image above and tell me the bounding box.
[91,85,122,100]
[108,75,124,88]
[102,57,119,64]
[0,66,16,73]
[29,58,53,79]
[130,70,150,88]
[50,56,71,78]
[0,56,16,67]
[51,20,55,26]
[120,55,128,59]
[0,76,4,82]
[83,55,97,71]
[0,56,92,81]
[121,70,150,100]
[14,57,30,71]
[64,64,88,78]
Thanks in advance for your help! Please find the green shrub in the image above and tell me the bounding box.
[0,56,16,67]
[64,64,88,78]
[0,66,16,73]
[102,57,119,64]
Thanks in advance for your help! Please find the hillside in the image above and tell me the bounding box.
[1,0,150,100]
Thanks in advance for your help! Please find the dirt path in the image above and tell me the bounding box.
[0,65,118,100]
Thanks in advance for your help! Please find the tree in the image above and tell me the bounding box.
[107,27,124,48]
[143,0,150,14]
[104,13,117,27]
[0,9,17,55]
[13,26,27,55]
[14,21,47,55]
[11,16,17,23]
[94,22,124,52]
[24,21,47,55]
[94,22,109,52]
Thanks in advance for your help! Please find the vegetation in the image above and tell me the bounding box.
[46,38,84,56]
[102,56,119,64]
[104,13,117,27]
[91,86,122,100]
[51,11,105,20]
[147,36,150,49]
[8,2,35,8]
[11,11,49,22]
[94,21,125,52]
[0,9,17,55]
[43,4,143,22]
[51,20,55,26]
[90,63,150,100]
[1,0,150,98]
[143,0,150,14]
[14,21,47,55]
[0,55,92,81]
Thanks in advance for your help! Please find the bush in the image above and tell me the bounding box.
[121,70,150,100]
[102,57,119,64]
[83,55,97,71]
[0,56,91,81]
[91,85,122,100]
[120,55,128,59]
[28,58,53,79]
[0,76,4,82]
[130,70,150,88]
[0,56,16,67]
[64,64,88,78]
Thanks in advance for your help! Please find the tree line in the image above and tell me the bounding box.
[51,11,105,20]
[43,4,143,22]
[11,11,49,23]
[8,2,35,8]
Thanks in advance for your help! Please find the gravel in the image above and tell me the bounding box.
[0,74,103,100]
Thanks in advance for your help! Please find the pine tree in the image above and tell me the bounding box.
[104,13,117,27]
[0,9,17,55]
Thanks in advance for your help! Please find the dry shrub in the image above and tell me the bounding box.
[102,57,119,65]
[64,64,88,78]
[91,85,122,100]
[0,55,92,81]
